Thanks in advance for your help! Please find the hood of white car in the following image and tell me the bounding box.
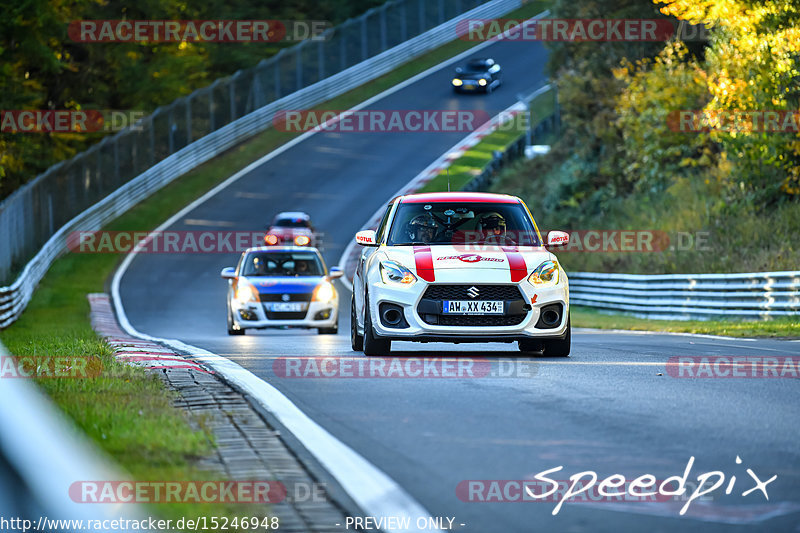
[382,244,553,283]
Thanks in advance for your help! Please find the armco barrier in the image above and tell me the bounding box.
[0,0,524,329]
[568,271,800,320]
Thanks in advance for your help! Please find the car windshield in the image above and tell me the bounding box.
[241,251,323,276]
[386,202,540,246]
[273,218,311,228]
[467,60,489,69]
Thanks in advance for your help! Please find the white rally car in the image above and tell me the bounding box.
[350,192,570,356]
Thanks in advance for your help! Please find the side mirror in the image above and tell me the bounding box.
[546,231,570,247]
[220,267,237,279]
[328,267,344,279]
[355,230,378,246]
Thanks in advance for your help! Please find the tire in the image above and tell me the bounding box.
[363,293,391,356]
[350,294,363,351]
[518,339,543,354]
[318,327,338,335]
[541,317,571,357]
[227,305,245,335]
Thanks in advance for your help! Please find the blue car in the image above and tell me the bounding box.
[221,246,342,335]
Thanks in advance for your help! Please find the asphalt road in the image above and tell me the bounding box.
[117,35,800,533]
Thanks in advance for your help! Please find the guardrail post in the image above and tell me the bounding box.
[380,5,388,52]
[209,86,215,132]
[400,0,408,41]
[185,96,193,145]
[295,44,304,91]
[361,16,368,61]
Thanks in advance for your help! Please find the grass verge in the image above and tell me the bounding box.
[0,0,552,520]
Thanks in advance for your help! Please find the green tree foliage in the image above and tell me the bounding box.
[0,0,386,200]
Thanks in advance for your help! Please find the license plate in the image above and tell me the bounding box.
[464,84,475,90]
[443,300,503,315]
[266,302,307,312]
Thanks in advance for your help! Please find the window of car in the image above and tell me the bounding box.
[386,201,540,246]
[375,202,395,243]
[273,217,311,228]
[242,252,323,276]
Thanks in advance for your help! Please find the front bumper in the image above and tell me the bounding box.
[232,299,338,329]
[366,278,568,342]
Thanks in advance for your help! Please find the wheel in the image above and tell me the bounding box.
[350,294,363,351]
[227,306,245,335]
[541,317,570,356]
[318,326,338,335]
[518,339,543,354]
[362,293,391,356]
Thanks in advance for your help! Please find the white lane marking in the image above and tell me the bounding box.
[111,11,555,529]
[112,277,437,530]
[106,13,553,529]
[183,218,236,227]
[574,327,759,342]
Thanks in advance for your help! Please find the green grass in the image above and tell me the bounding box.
[0,0,553,520]
[572,306,800,338]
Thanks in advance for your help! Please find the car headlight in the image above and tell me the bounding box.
[380,261,417,285]
[312,281,336,303]
[452,78,463,87]
[235,280,259,304]
[528,260,559,286]
[294,235,311,246]
[478,78,487,86]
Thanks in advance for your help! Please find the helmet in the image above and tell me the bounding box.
[406,213,437,242]
[253,256,266,273]
[479,212,506,234]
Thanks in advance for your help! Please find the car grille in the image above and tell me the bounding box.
[436,314,526,327]
[422,284,523,300]
[418,284,527,327]
[265,311,308,320]
[259,292,313,302]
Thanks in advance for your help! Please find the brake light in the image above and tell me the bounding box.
[265,234,279,245]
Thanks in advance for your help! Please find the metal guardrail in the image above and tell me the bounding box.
[568,271,800,320]
[0,342,145,528]
[456,99,799,321]
[0,0,523,329]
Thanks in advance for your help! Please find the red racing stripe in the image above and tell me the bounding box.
[502,247,528,282]
[413,246,436,282]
